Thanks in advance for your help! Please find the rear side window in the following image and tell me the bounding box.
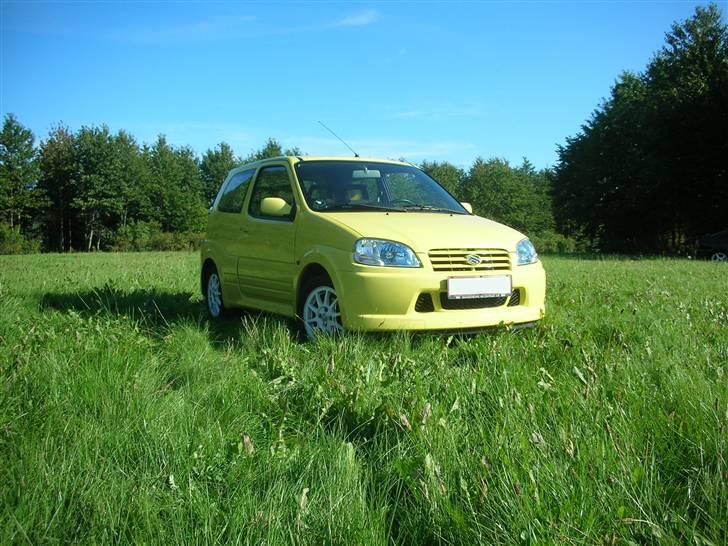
[249,166,295,220]
[217,169,255,213]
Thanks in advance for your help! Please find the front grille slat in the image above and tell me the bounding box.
[440,294,507,310]
[428,248,511,272]
[439,289,521,310]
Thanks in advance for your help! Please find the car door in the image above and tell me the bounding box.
[237,164,298,313]
[206,168,256,302]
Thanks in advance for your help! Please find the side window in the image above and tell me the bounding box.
[218,169,254,213]
[249,166,296,220]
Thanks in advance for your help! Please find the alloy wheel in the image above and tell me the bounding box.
[302,285,343,338]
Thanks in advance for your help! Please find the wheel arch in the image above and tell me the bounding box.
[201,258,218,296]
[296,263,332,314]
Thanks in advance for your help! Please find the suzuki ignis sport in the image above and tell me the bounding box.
[201,156,545,338]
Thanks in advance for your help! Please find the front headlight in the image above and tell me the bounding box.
[516,238,538,265]
[354,239,421,267]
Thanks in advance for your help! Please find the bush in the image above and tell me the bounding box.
[0,223,41,254]
[111,221,202,252]
[529,230,593,254]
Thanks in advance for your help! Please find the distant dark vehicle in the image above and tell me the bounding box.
[695,229,728,262]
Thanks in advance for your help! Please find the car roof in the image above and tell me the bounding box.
[229,156,415,175]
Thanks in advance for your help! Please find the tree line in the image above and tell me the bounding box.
[552,3,727,253]
[1,4,725,255]
[0,115,562,254]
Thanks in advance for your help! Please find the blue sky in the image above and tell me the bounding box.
[0,1,714,169]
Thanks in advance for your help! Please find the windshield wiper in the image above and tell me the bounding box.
[323,203,406,212]
[400,204,467,214]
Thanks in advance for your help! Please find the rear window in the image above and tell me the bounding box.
[217,169,254,213]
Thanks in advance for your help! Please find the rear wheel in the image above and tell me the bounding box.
[203,264,226,318]
[300,275,344,339]
[710,250,728,262]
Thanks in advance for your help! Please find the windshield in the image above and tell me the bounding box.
[294,161,467,214]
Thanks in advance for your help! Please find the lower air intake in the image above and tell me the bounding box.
[414,293,435,312]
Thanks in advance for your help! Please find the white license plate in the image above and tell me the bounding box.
[447,275,512,299]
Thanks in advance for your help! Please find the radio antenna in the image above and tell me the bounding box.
[318,121,359,157]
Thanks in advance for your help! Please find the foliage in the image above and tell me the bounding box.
[552,4,728,253]
[142,136,207,234]
[37,125,77,251]
[200,142,237,204]
[0,114,44,230]
[420,160,465,197]
[0,222,41,254]
[460,157,556,237]
[528,229,592,254]
[111,221,203,252]
[0,252,725,543]
[243,137,301,163]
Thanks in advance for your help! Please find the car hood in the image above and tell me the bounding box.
[324,212,525,252]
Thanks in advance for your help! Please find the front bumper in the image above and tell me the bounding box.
[336,261,545,331]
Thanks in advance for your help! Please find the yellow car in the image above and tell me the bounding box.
[201,156,545,338]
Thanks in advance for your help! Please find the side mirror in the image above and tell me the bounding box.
[260,197,292,217]
[460,202,473,214]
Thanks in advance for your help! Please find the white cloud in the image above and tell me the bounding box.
[117,15,257,44]
[331,10,381,28]
[391,101,483,120]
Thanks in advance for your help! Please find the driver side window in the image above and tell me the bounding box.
[249,166,296,220]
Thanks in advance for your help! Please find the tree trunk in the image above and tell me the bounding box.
[58,197,65,252]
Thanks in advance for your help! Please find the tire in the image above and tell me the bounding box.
[202,264,227,318]
[299,275,344,340]
[710,250,728,262]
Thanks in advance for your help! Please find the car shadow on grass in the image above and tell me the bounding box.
[38,286,295,349]
[39,286,531,351]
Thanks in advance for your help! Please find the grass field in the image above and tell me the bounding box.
[1,252,726,544]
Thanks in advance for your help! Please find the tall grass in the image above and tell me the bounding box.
[1,252,726,544]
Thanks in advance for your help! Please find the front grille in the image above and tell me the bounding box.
[428,248,511,272]
[414,293,434,312]
[440,293,508,310]
[440,289,521,310]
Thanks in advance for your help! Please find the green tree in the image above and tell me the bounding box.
[459,157,555,236]
[38,125,77,251]
[144,136,206,233]
[245,137,283,162]
[0,113,43,230]
[72,125,130,250]
[243,137,301,163]
[553,3,728,252]
[420,160,465,197]
[200,142,237,204]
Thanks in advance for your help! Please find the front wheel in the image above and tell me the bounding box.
[300,276,344,339]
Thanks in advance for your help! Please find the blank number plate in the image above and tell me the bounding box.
[447,275,512,299]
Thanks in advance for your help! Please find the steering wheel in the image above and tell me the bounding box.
[390,198,416,207]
